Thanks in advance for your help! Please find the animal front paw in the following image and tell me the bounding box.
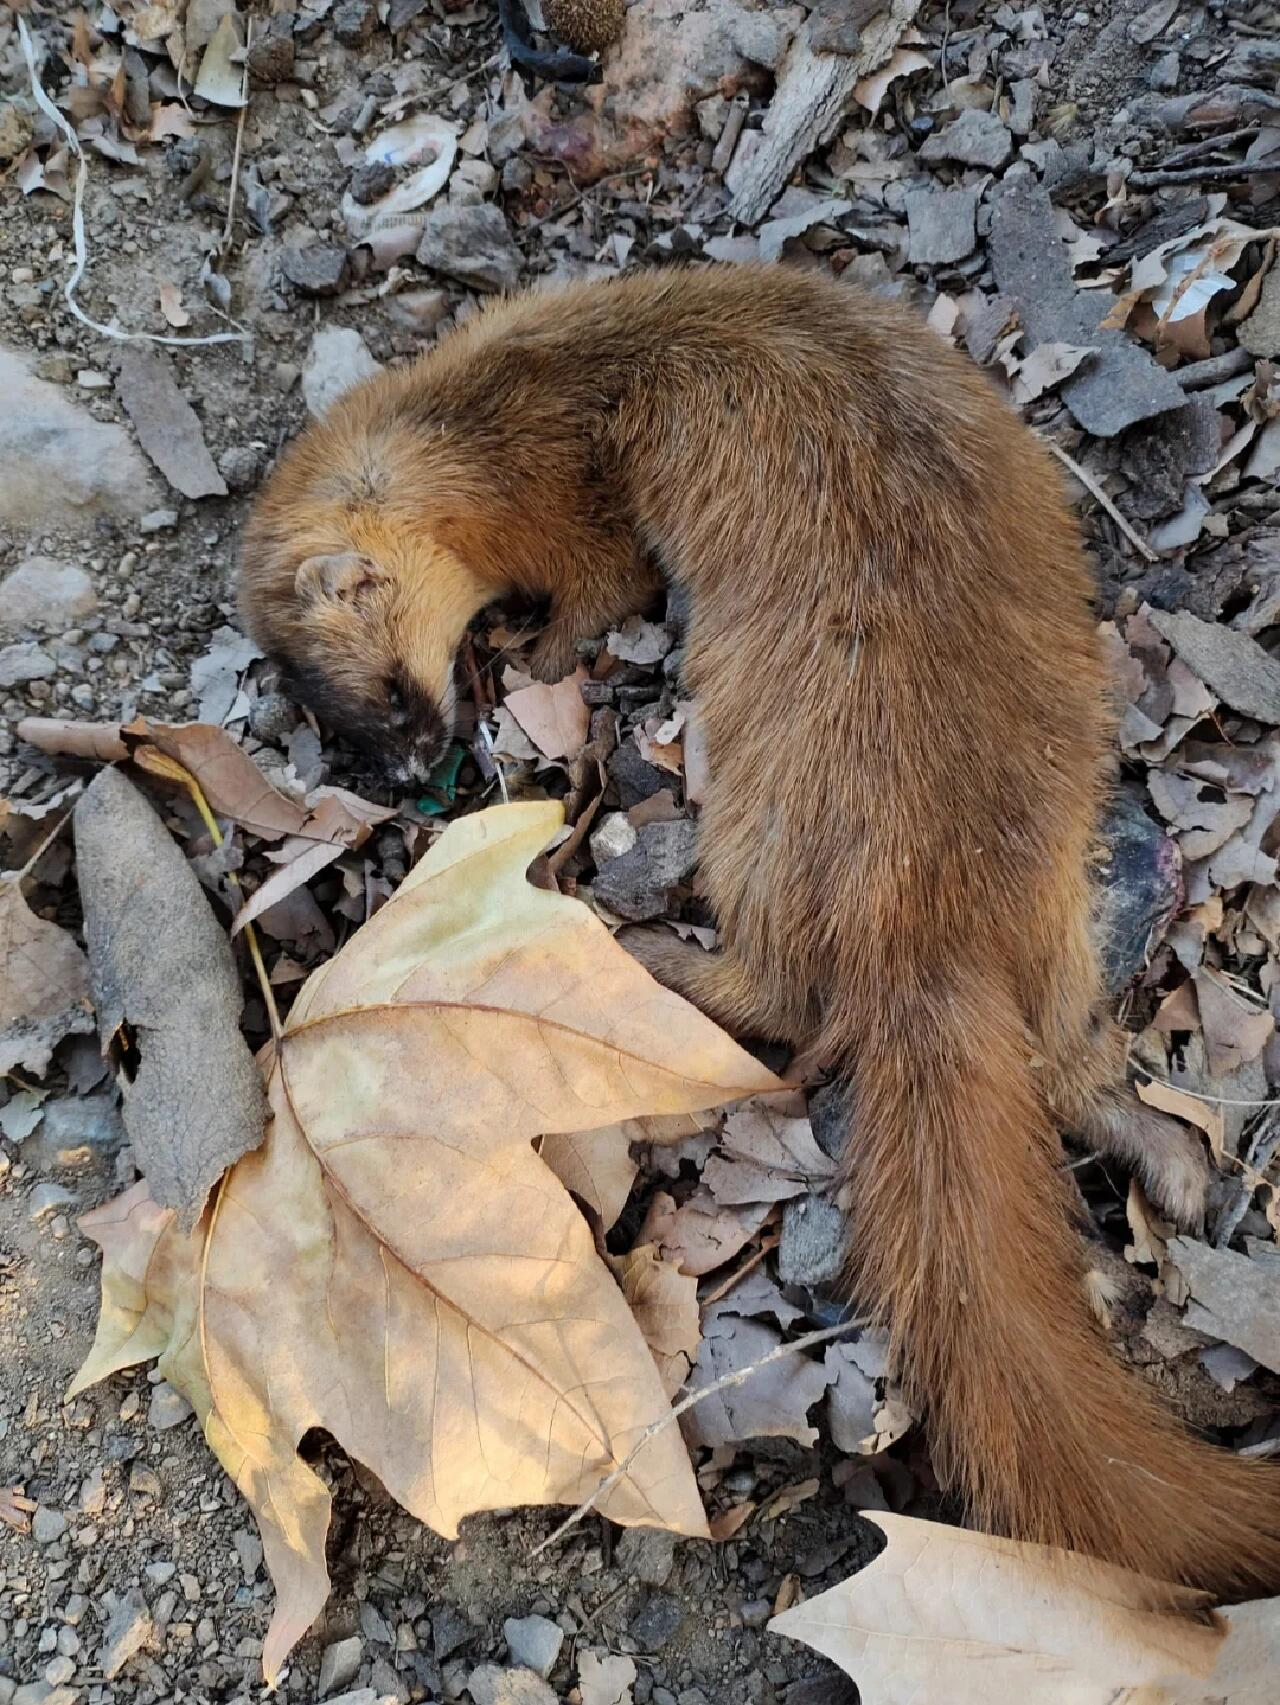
[1132,1105,1211,1232]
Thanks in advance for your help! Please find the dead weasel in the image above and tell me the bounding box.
[240,264,1280,1597]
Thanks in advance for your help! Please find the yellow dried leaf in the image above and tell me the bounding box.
[1135,1076,1226,1167]
[609,1243,701,1397]
[770,1513,1238,1705]
[72,802,782,1681]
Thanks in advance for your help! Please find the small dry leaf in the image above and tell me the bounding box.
[639,1187,773,1276]
[607,617,671,666]
[193,12,246,108]
[149,102,195,141]
[114,345,227,501]
[708,1501,756,1540]
[72,803,782,1681]
[74,767,266,1226]
[759,1478,820,1523]
[682,1302,832,1449]
[0,875,93,1076]
[770,1513,1225,1705]
[1191,968,1274,1077]
[773,1572,802,1615]
[157,281,190,328]
[704,1093,835,1205]
[17,718,391,849]
[578,1650,637,1705]
[0,1486,35,1533]
[854,46,931,115]
[539,1124,637,1231]
[505,666,590,761]
[608,1243,701,1397]
[1124,1178,1170,1269]
[1135,1076,1225,1167]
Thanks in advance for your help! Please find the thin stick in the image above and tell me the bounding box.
[701,1232,781,1308]
[1135,1067,1280,1109]
[1129,162,1280,188]
[219,18,253,257]
[1042,438,1159,563]
[530,1317,862,1558]
[14,809,75,881]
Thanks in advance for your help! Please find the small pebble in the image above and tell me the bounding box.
[32,1505,68,1545]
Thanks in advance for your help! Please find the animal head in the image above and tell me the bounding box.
[238,411,491,786]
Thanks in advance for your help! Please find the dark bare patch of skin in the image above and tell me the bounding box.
[275,659,451,789]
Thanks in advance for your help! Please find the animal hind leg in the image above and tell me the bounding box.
[618,928,817,1048]
[1022,892,1209,1230]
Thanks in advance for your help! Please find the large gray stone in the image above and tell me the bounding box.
[0,642,56,686]
[502,1616,562,1678]
[0,347,157,525]
[302,327,382,419]
[0,558,98,633]
[416,203,523,293]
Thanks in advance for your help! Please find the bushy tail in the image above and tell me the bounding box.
[836,957,1280,1598]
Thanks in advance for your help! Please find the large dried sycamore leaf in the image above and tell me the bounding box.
[772,1513,1280,1705]
[72,803,782,1681]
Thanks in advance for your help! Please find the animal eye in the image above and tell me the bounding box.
[388,680,408,721]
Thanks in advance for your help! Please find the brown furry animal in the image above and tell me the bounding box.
[240,266,1280,1597]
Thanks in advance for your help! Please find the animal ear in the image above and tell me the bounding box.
[294,552,387,606]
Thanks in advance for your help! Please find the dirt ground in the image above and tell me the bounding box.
[2,0,1279,1702]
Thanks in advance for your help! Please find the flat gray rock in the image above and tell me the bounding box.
[502,1615,562,1678]
[1146,607,1280,724]
[417,203,523,293]
[920,107,1012,168]
[904,185,979,265]
[0,559,98,634]
[591,819,698,922]
[303,326,383,419]
[114,346,227,500]
[989,180,1185,437]
[0,643,56,687]
[1168,1236,1280,1375]
[0,347,158,526]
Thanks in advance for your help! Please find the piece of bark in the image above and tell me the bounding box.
[726,2,922,225]
[73,767,265,1226]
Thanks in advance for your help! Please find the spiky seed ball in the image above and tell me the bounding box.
[542,0,625,56]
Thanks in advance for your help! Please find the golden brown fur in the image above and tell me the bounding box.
[241,266,1280,1596]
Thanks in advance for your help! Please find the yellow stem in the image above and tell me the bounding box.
[135,747,282,1040]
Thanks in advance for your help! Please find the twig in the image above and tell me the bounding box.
[701,1232,781,1308]
[1156,127,1258,170]
[13,809,76,881]
[1176,347,1255,391]
[1135,1067,1280,1108]
[18,18,247,349]
[1041,438,1159,563]
[1129,161,1280,188]
[219,18,253,257]
[134,748,282,1041]
[530,1318,862,1558]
